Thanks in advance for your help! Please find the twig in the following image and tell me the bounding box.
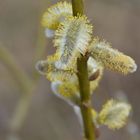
[71,0,96,140]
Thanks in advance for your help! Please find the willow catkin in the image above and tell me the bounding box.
[90,39,137,74]
[54,15,93,70]
[98,99,131,129]
[42,1,72,30]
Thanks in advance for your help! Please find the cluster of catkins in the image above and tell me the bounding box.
[36,1,137,130]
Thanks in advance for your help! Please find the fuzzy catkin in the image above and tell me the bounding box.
[42,1,72,30]
[54,16,93,70]
[90,39,137,74]
[98,100,131,129]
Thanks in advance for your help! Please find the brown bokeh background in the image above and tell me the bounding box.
[0,0,140,140]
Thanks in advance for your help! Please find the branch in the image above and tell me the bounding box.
[71,0,96,140]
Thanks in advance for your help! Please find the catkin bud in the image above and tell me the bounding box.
[42,1,72,30]
[54,15,93,70]
[35,60,48,75]
[90,39,137,74]
[87,57,104,93]
[47,63,76,82]
[98,99,131,129]
[51,81,80,105]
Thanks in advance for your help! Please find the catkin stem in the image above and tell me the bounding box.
[71,0,96,140]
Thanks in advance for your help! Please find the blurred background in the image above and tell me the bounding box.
[0,0,140,140]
